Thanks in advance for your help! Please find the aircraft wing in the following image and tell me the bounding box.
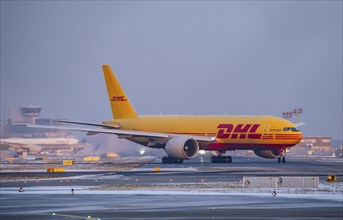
[54,120,120,129]
[20,124,214,143]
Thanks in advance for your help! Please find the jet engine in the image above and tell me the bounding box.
[254,149,280,159]
[164,137,199,159]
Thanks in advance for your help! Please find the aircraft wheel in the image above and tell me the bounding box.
[277,157,281,163]
[163,157,183,164]
[226,156,232,163]
[282,157,286,163]
[217,156,226,163]
[211,156,216,163]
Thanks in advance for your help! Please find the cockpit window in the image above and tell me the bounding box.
[283,127,299,132]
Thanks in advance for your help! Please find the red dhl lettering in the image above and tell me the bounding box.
[216,123,262,139]
[111,96,127,101]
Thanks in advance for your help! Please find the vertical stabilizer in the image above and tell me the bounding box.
[102,65,137,119]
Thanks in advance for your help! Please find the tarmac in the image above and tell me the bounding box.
[1,155,342,219]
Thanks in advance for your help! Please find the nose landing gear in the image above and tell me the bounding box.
[277,157,286,163]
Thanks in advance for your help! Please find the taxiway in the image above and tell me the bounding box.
[1,155,342,219]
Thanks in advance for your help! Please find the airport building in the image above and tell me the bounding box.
[1,105,86,158]
[335,144,343,157]
[2,105,68,138]
[289,136,335,157]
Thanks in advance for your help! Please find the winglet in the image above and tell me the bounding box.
[102,65,137,119]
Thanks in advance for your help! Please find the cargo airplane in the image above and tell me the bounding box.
[23,65,302,164]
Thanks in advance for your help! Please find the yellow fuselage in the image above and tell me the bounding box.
[104,115,302,152]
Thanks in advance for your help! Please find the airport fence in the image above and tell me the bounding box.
[242,176,319,189]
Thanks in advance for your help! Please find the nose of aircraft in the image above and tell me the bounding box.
[297,130,303,144]
[290,121,303,144]
[293,123,303,144]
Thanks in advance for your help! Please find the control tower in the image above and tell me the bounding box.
[18,105,42,124]
[3,105,68,138]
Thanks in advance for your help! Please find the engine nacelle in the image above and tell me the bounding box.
[254,149,280,159]
[164,137,199,160]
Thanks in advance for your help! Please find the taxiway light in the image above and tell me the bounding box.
[153,167,161,172]
[52,213,56,216]
[139,149,145,155]
[327,175,337,182]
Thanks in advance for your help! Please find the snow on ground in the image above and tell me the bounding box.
[2,182,342,201]
[0,173,126,183]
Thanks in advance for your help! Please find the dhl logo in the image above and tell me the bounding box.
[111,96,127,102]
[216,124,262,139]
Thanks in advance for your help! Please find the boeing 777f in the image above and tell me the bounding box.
[24,65,302,164]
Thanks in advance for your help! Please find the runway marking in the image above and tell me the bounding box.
[52,212,100,220]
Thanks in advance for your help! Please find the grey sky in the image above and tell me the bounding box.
[1,1,342,140]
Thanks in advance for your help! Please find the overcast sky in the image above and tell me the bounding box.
[1,1,342,141]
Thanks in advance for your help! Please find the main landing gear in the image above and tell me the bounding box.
[277,156,286,163]
[211,155,232,163]
[162,156,183,164]
[210,151,232,163]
